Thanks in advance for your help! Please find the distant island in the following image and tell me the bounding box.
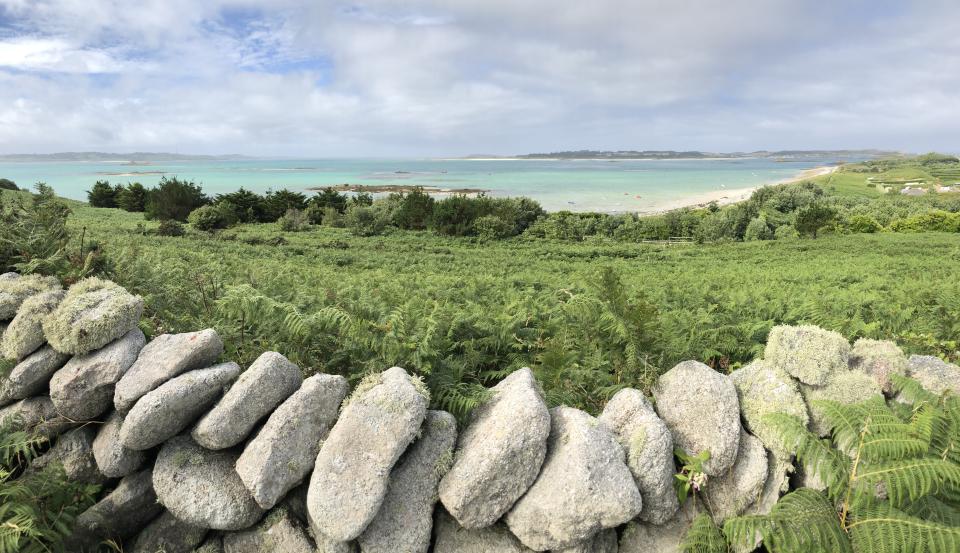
[0,152,250,162]
[491,149,902,160]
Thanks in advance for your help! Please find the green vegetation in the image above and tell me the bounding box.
[683,375,960,553]
[0,423,100,552]
[0,179,18,191]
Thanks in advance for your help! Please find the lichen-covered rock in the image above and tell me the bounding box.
[801,370,882,436]
[29,425,105,484]
[0,395,73,437]
[308,367,429,541]
[194,537,225,553]
[0,273,59,321]
[745,452,793,516]
[703,429,768,523]
[765,325,850,386]
[120,362,239,450]
[132,511,209,553]
[1,289,63,360]
[237,373,349,510]
[0,272,18,281]
[49,329,144,420]
[193,351,302,450]
[730,361,808,459]
[223,506,314,553]
[652,360,741,476]
[433,509,533,553]
[72,469,163,545]
[114,328,224,412]
[42,277,144,355]
[93,410,147,477]
[905,355,960,395]
[439,367,550,528]
[0,345,69,405]
[506,406,642,551]
[359,410,457,553]
[599,388,678,524]
[850,338,907,394]
[555,529,618,553]
[154,435,266,531]
[618,501,696,553]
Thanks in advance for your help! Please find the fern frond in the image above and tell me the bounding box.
[902,495,960,526]
[855,458,960,507]
[723,488,852,553]
[765,413,851,499]
[848,503,960,553]
[681,513,729,553]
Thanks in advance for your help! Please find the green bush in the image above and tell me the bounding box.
[86,180,120,208]
[156,219,185,236]
[309,188,349,214]
[847,214,882,233]
[215,188,269,223]
[279,208,310,232]
[0,184,75,276]
[263,189,308,222]
[392,187,435,230]
[795,203,837,238]
[188,203,238,231]
[889,210,960,233]
[0,178,18,191]
[145,177,209,222]
[773,224,798,240]
[744,216,773,241]
[345,204,390,236]
[116,182,147,212]
[474,215,513,241]
[431,195,483,236]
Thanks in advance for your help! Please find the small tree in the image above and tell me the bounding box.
[145,177,209,221]
[308,188,349,214]
[264,189,308,222]
[0,178,17,191]
[794,203,836,238]
[393,187,435,230]
[116,182,147,212]
[87,180,118,208]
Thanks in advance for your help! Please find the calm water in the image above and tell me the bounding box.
[0,157,855,212]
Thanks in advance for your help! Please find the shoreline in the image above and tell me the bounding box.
[630,165,839,215]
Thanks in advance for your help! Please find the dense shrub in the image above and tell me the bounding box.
[309,188,349,214]
[0,183,72,275]
[794,202,836,238]
[351,191,374,207]
[215,188,269,223]
[188,203,239,231]
[474,214,513,241]
[156,219,185,236]
[345,204,390,236]
[279,208,310,232]
[116,182,147,212]
[889,210,960,233]
[392,187,435,230]
[145,177,209,221]
[744,215,773,241]
[0,178,17,190]
[846,214,882,233]
[773,224,798,240]
[87,180,121,208]
[319,206,345,228]
[264,189,308,222]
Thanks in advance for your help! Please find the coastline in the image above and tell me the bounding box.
[631,165,839,215]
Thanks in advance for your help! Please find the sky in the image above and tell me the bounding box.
[0,1,957,157]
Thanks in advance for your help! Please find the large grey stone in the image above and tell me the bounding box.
[906,355,960,395]
[307,367,429,541]
[92,410,147,477]
[29,425,105,484]
[618,501,696,553]
[359,410,458,553]
[223,506,314,553]
[114,328,224,412]
[800,370,882,436]
[120,362,240,450]
[433,509,533,553]
[764,325,850,386]
[193,351,302,450]
[850,338,907,394]
[1,289,63,360]
[72,469,163,545]
[439,367,550,528]
[652,360,741,476]
[154,435,266,531]
[132,511,209,553]
[599,388,678,524]
[42,277,144,355]
[49,329,145,420]
[0,395,73,437]
[730,361,808,459]
[237,373,349,510]
[745,452,793,516]
[0,273,59,321]
[703,429,768,523]
[0,345,69,405]
[505,406,642,551]
[555,529,618,553]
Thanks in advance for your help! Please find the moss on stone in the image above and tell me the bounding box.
[849,338,907,394]
[1,289,64,360]
[41,277,143,355]
[340,371,383,412]
[800,370,881,436]
[730,360,808,459]
[0,274,60,321]
[764,325,850,386]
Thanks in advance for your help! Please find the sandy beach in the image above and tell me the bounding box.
[633,165,838,215]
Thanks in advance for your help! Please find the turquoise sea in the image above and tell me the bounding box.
[0,157,858,212]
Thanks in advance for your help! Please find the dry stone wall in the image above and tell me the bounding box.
[2,273,959,553]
